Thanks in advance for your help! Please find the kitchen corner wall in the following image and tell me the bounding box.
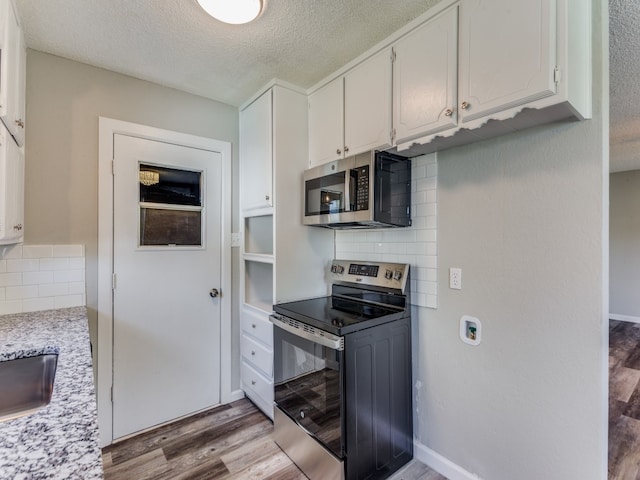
[0,244,85,315]
[335,153,438,309]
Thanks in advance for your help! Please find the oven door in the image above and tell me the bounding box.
[270,314,345,459]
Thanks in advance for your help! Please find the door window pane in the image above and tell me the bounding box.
[139,164,202,206]
[140,208,202,246]
[138,164,204,247]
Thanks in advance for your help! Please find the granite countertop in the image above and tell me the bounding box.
[0,307,103,479]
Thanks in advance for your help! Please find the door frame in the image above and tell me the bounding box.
[97,117,233,447]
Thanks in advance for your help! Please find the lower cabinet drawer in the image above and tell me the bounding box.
[240,307,273,347]
[241,333,273,377]
[242,360,274,419]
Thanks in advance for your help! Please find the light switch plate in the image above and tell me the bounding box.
[231,232,241,247]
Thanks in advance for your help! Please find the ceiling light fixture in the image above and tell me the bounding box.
[196,0,263,25]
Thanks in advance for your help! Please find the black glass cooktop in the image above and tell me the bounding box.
[273,295,404,336]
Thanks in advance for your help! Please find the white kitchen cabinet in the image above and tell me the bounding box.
[239,82,333,418]
[0,0,26,147]
[393,6,458,145]
[308,77,343,167]
[344,49,392,158]
[240,89,272,214]
[0,123,24,245]
[458,0,555,123]
[308,48,392,167]
[395,0,590,155]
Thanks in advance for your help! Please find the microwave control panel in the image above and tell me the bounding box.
[353,165,369,211]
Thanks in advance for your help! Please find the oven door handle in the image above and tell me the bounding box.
[269,314,344,351]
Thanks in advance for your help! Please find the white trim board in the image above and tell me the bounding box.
[610,313,640,324]
[97,117,233,447]
[414,441,484,480]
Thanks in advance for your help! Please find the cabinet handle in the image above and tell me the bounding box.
[13,224,22,231]
[336,148,342,155]
[444,108,453,117]
[460,101,470,110]
[15,119,24,129]
[344,146,349,153]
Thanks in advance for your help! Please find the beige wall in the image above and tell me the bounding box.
[610,170,640,319]
[24,50,241,389]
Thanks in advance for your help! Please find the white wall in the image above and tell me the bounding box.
[24,50,241,390]
[610,170,640,321]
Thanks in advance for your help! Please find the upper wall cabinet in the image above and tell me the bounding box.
[393,7,458,145]
[0,0,26,147]
[457,0,555,124]
[240,90,273,214]
[0,123,24,245]
[395,0,591,155]
[308,48,392,167]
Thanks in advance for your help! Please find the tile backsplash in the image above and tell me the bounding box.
[0,245,86,315]
[336,153,437,309]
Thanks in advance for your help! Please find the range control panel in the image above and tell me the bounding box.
[329,259,409,293]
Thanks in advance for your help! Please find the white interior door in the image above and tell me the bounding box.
[112,133,222,439]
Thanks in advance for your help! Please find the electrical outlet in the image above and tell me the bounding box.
[449,267,462,290]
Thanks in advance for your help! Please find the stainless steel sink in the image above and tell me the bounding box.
[0,354,58,422]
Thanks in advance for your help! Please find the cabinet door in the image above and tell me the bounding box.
[344,48,392,156]
[0,125,24,244]
[308,77,343,167]
[458,0,556,123]
[240,90,273,212]
[1,2,25,146]
[393,7,458,144]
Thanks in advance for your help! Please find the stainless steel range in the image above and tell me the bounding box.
[270,259,413,480]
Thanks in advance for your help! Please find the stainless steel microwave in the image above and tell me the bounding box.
[303,150,411,229]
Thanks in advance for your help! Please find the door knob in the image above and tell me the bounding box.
[209,288,220,298]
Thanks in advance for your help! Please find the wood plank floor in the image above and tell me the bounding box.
[609,319,640,479]
[102,398,447,480]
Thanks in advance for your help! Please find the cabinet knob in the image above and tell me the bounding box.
[444,108,454,117]
[251,323,256,329]
[265,195,270,201]
[460,101,470,110]
[251,380,256,386]
[344,146,349,153]
[336,148,342,155]
[13,224,22,231]
[15,119,24,129]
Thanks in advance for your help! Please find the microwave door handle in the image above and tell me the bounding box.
[344,171,351,212]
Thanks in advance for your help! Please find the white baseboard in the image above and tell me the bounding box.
[610,313,640,324]
[414,441,483,480]
[224,389,246,404]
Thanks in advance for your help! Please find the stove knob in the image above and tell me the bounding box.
[300,410,305,419]
[393,270,403,281]
[385,269,393,280]
[338,265,344,274]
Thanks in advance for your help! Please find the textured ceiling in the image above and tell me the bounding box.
[610,0,640,172]
[13,0,439,107]
[12,1,632,171]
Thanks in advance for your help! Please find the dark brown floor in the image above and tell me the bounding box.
[102,398,447,480]
[609,320,640,479]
